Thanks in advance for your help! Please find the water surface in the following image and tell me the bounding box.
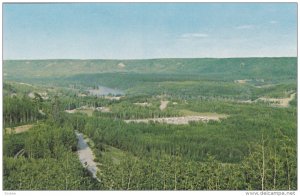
[88,85,124,96]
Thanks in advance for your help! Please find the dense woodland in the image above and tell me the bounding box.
[3,57,297,190]
[4,118,100,190]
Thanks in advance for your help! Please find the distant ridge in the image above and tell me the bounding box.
[3,57,297,81]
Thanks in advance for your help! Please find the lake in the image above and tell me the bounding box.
[88,85,124,96]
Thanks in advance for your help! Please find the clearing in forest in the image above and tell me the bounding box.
[65,106,111,116]
[65,108,94,116]
[234,79,250,84]
[134,102,152,107]
[5,124,34,134]
[124,113,227,125]
[256,93,296,107]
[238,93,296,107]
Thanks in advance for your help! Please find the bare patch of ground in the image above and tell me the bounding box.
[65,107,93,116]
[78,93,87,97]
[28,92,35,98]
[95,107,111,113]
[5,124,34,134]
[234,79,266,85]
[236,100,253,104]
[38,92,49,100]
[28,92,49,100]
[257,93,296,107]
[104,96,123,100]
[234,79,250,84]
[19,82,33,87]
[134,102,152,107]
[124,114,227,125]
[237,93,296,107]
[254,84,274,88]
[118,62,126,68]
[160,100,169,110]
[65,106,111,116]
[65,109,77,114]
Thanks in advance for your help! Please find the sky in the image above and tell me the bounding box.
[3,3,297,59]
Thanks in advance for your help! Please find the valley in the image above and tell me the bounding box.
[3,57,297,190]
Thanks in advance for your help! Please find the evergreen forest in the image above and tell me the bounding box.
[3,57,297,190]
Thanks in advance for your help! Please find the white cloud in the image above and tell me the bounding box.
[180,33,209,38]
[269,20,278,24]
[236,25,254,29]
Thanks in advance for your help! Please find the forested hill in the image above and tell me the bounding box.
[3,57,297,81]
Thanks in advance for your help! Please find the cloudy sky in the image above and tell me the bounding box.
[3,3,297,59]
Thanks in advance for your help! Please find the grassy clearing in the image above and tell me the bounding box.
[5,124,34,134]
[179,109,228,118]
[65,108,94,116]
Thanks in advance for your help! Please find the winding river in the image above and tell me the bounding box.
[75,131,100,182]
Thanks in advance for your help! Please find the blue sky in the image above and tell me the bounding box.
[3,3,297,59]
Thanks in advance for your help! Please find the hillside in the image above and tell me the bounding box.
[3,57,297,81]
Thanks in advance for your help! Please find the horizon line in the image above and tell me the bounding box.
[3,56,297,61]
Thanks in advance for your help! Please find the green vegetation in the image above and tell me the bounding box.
[3,96,44,127]
[3,118,100,190]
[3,57,296,80]
[3,57,297,190]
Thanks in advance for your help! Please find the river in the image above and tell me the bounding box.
[75,131,100,182]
